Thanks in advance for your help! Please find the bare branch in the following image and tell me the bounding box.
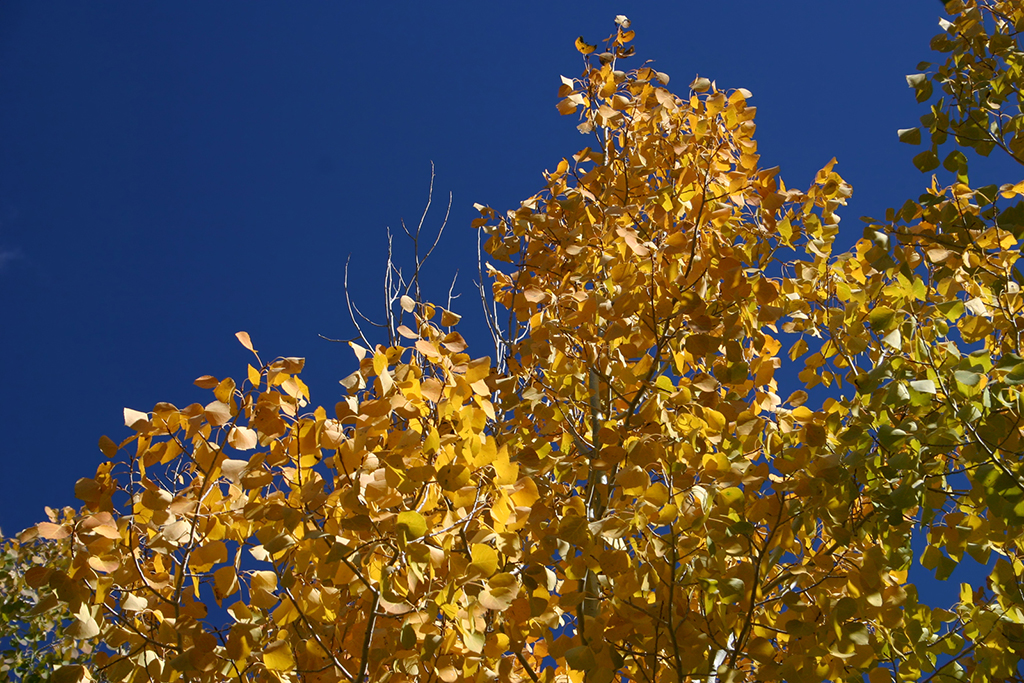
[344,255,373,349]
[446,269,460,314]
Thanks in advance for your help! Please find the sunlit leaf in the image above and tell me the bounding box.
[235,330,256,352]
[262,640,294,671]
[575,37,596,55]
[396,511,427,540]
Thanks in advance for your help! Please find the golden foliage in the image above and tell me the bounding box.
[20,5,1024,682]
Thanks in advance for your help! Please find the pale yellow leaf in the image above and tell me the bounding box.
[235,331,256,352]
[228,426,257,451]
[123,408,149,430]
[204,400,232,426]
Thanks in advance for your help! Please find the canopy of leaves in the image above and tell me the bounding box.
[1,509,93,683]
[15,3,1024,682]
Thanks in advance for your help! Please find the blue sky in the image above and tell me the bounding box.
[0,0,991,545]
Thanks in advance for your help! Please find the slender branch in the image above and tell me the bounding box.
[345,256,372,348]
[282,585,357,683]
[515,651,541,683]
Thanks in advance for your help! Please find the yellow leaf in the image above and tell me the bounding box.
[703,408,726,432]
[247,364,261,387]
[718,487,744,507]
[98,435,117,458]
[575,37,596,55]
[493,451,519,486]
[397,511,428,540]
[465,357,492,385]
[616,464,650,493]
[263,640,294,671]
[788,338,808,361]
[372,352,389,376]
[644,482,670,506]
[214,376,235,403]
[471,543,499,576]
[1001,180,1024,198]
[214,566,239,601]
[791,406,814,422]
[479,573,520,611]
[511,478,540,508]
[441,308,461,326]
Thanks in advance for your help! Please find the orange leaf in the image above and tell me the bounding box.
[194,375,219,389]
[416,340,441,358]
[235,330,256,352]
[35,522,70,540]
[97,434,117,458]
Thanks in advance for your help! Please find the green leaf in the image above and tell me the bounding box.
[882,328,902,349]
[906,73,929,89]
[878,425,908,450]
[937,300,964,321]
[1005,363,1024,385]
[909,380,936,394]
[912,149,940,172]
[943,150,965,171]
[565,646,597,671]
[935,553,958,581]
[396,511,428,540]
[719,577,746,603]
[897,127,921,145]
[868,307,896,331]
[954,370,982,387]
[975,464,1024,525]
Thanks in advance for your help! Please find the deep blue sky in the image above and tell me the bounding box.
[0,1,982,540]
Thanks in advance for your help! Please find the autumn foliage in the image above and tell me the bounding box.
[12,2,1024,682]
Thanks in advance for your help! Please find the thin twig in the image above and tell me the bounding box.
[344,256,372,348]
